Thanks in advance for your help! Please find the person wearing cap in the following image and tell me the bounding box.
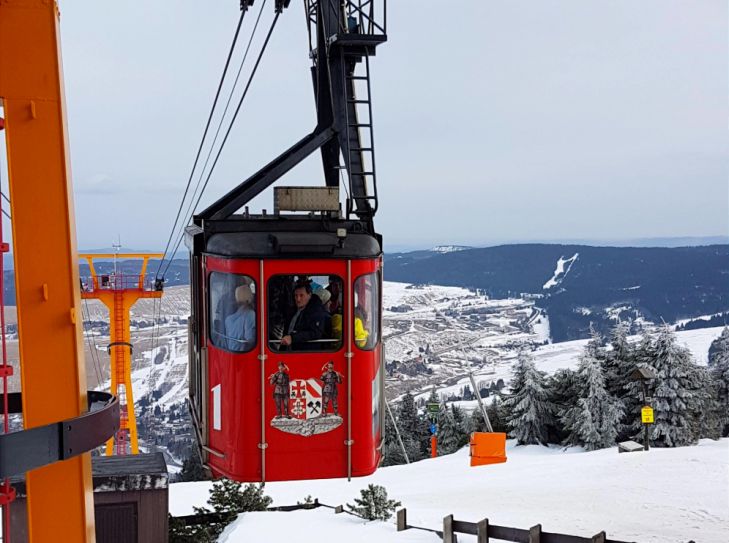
[224,284,256,352]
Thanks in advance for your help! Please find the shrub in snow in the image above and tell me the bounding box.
[177,451,208,482]
[503,350,555,446]
[169,479,272,541]
[347,484,401,521]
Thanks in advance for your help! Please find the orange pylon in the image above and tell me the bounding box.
[80,253,163,455]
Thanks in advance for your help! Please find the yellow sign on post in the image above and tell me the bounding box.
[641,406,654,424]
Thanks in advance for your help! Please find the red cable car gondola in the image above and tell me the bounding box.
[186,1,388,482]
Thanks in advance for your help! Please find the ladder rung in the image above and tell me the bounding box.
[352,171,375,176]
[349,123,371,128]
[347,75,369,81]
[351,147,373,152]
[347,99,370,104]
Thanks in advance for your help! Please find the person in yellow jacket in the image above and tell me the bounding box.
[331,310,369,348]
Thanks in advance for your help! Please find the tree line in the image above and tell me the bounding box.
[383,325,729,464]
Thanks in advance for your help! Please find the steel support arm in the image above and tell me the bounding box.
[198,126,335,221]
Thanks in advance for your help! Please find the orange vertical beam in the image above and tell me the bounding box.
[0,1,95,542]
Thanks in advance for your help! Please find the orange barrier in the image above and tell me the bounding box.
[469,432,507,466]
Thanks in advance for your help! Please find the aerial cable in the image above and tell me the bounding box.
[81,299,104,388]
[159,11,282,279]
[162,0,269,273]
[156,8,249,279]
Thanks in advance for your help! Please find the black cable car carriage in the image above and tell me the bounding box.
[186,0,387,482]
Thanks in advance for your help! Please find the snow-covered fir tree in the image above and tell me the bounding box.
[450,405,470,448]
[621,331,656,439]
[382,405,409,466]
[561,345,624,450]
[638,326,707,447]
[396,391,428,461]
[709,336,729,436]
[546,368,580,443]
[603,321,634,400]
[436,405,463,455]
[503,350,555,446]
[708,326,729,367]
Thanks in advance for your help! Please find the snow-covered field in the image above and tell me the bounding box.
[170,438,729,543]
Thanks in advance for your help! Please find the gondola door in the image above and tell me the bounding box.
[261,259,350,482]
[204,256,261,481]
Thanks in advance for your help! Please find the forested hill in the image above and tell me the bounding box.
[1,245,726,343]
[384,244,729,341]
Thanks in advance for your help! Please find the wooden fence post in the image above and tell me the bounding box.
[591,531,606,543]
[334,505,344,514]
[443,514,454,543]
[476,518,489,543]
[397,508,407,531]
[528,524,542,543]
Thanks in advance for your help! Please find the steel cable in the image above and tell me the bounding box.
[163,0,269,271]
[159,11,281,279]
[156,9,249,279]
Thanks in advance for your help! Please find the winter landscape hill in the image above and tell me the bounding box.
[384,244,729,341]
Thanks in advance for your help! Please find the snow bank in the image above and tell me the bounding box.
[170,439,729,543]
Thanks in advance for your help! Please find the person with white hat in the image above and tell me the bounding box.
[224,284,256,352]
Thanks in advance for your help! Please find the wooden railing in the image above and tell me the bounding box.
[396,508,638,543]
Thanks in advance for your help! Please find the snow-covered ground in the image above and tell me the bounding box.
[170,438,729,543]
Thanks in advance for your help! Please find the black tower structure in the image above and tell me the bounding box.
[190,0,387,236]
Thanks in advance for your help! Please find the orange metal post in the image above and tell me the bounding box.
[80,254,163,455]
[0,1,95,541]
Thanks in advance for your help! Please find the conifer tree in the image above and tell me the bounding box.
[709,340,729,436]
[468,407,487,434]
[382,406,408,466]
[546,368,580,443]
[621,331,656,440]
[708,326,729,367]
[637,327,706,447]
[503,350,554,445]
[486,395,509,433]
[436,405,461,455]
[396,391,428,461]
[561,347,623,450]
[450,404,470,448]
[347,484,401,521]
[603,321,634,400]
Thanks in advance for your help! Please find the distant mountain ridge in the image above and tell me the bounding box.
[384,244,729,341]
[2,244,727,343]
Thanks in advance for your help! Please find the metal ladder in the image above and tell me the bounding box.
[344,53,379,218]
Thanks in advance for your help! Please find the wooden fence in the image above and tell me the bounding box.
[173,501,648,543]
[396,508,638,543]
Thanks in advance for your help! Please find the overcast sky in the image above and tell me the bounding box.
[2,1,727,251]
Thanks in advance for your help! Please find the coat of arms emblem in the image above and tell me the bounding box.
[270,362,343,436]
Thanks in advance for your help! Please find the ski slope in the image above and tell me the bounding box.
[170,438,729,543]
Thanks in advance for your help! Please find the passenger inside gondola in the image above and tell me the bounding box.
[210,272,257,353]
[269,275,342,351]
[224,284,256,351]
